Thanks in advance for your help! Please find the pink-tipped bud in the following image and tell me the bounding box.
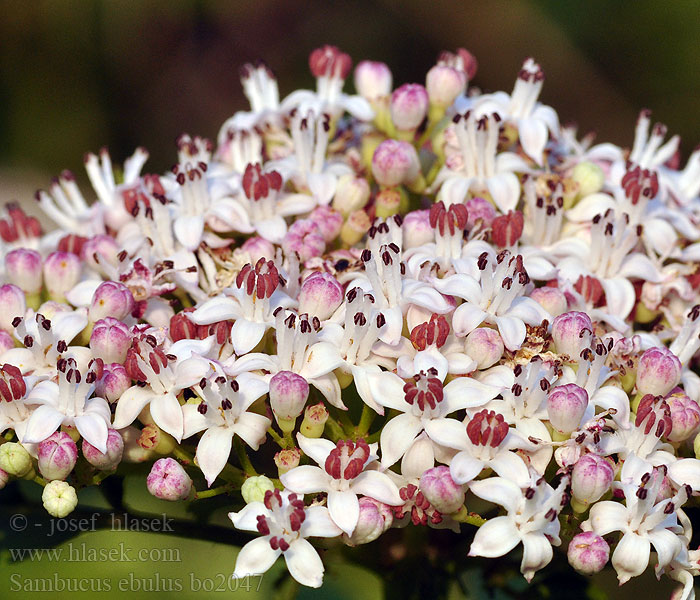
[83,429,124,470]
[43,252,81,300]
[241,237,276,263]
[5,248,42,294]
[146,457,192,501]
[37,432,78,481]
[666,388,700,442]
[298,272,343,320]
[567,532,609,574]
[571,454,614,506]
[390,84,428,131]
[547,384,589,435]
[530,286,567,317]
[372,139,420,187]
[269,371,309,431]
[344,497,393,546]
[0,284,25,333]
[332,175,370,216]
[551,311,593,359]
[354,61,392,100]
[0,330,13,354]
[426,65,466,109]
[81,235,120,270]
[89,281,134,322]
[402,210,434,249]
[274,448,301,475]
[300,402,329,438]
[282,219,326,262]
[636,347,682,397]
[90,318,132,364]
[491,210,524,248]
[419,465,465,514]
[309,205,343,242]
[94,363,131,403]
[465,196,496,229]
[464,327,504,369]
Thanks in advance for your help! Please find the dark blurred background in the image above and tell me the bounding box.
[0,0,698,201]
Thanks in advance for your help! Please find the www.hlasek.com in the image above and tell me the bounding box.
[8,573,264,593]
[9,541,181,563]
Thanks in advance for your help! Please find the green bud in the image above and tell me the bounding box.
[42,480,78,518]
[0,442,33,478]
[572,161,605,197]
[241,476,276,504]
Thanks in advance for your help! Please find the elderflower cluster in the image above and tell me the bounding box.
[2,44,700,596]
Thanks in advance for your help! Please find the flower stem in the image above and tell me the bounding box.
[355,404,376,438]
[194,483,235,500]
[234,437,257,477]
[267,427,287,448]
[453,506,486,526]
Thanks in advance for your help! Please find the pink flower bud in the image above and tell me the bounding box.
[94,363,131,403]
[464,327,504,369]
[419,465,465,514]
[426,65,466,109]
[636,347,682,397]
[333,175,370,216]
[298,272,343,320]
[372,139,420,187]
[551,311,593,359]
[89,281,134,322]
[390,84,428,131]
[37,432,78,481]
[665,388,700,442]
[547,384,589,434]
[146,457,192,501]
[0,330,14,354]
[83,429,124,470]
[282,219,326,262]
[0,284,26,333]
[571,454,614,506]
[81,235,120,270]
[567,531,609,574]
[43,252,81,300]
[530,286,567,317]
[354,60,392,100]
[269,371,309,428]
[5,248,42,294]
[90,318,132,364]
[241,237,275,262]
[344,497,393,546]
[309,205,343,242]
[465,196,496,228]
[402,210,434,249]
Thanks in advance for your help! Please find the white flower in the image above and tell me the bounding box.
[229,489,342,588]
[182,372,270,486]
[280,434,401,535]
[468,471,569,582]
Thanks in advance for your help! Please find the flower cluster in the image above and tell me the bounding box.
[2,44,700,597]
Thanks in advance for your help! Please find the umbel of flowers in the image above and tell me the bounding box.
[1,43,700,596]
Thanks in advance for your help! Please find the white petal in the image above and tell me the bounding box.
[233,412,271,450]
[112,386,155,429]
[340,94,374,121]
[301,506,343,538]
[432,274,482,303]
[229,502,270,532]
[197,427,234,486]
[65,280,101,307]
[285,538,325,588]
[280,466,330,494]
[310,372,345,410]
[486,173,521,213]
[489,451,531,488]
[351,470,402,506]
[668,458,700,491]
[592,385,630,428]
[439,177,472,206]
[174,215,204,251]
[23,405,65,444]
[74,413,108,454]
[506,297,550,326]
[449,452,484,484]
[190,296,241,324]
[233,537,280,579]
[303,342,344,379]
[611,531,650,585]
[617,254,662,283]
[182,404,208,438]
[230,319,267,355]
[648,528,683,573]
[367,371,410,412]
[307,172,337,205]
[53,309,88,344]
[296,435,336,467]
[423,417,468,451]
[443,377,499,412]
[468,516,520,558]
[452,303,487,337]
[601,277,636,320]
[255,216,288,244]
[566,193,617,223]
[379,413,424,468]
[518,118,548,165]
[586,501,628,535]
[150,392,184,442]
[327,489,360,535]
[469,477,522,513]
[520,533,554,582]
[495,315,526,351]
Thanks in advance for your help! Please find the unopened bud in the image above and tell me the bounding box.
[0,467,8,489]
[269,371,309,432]
[464,327,504,369]
[146,457,192,501]
[636,347,682,397]
[94,363,131,403]
[340,210,371,246]
[402,210,433,249]
[83,429,124,470]
[666,389,700,442]
[42,480,78,518]
[282,219,326,262]
[138,424,177,455]
[572,162,605,197]
[298,272,343,320]
[354,61,392,100]
[0,284,26,333]
[299,403,329,438]
[309,205,343,242]
[0,330,14,354]
[551,311,593,359]
[241,237,276,262]
[5,248,42,294]
[372,139,420,187]
[43,251,81,301]
[390,84,428,132]
[90,318,132,364]
[419,465,465,514]
[465,196,496,229]
[567,531,609,574]
[332,175,370,216]
[547,384,589,435]
[344,497,393,546]
[37,432,78,481]
[426,65,466,110]
[0,442,33,478]
[241,475,276,504]
[81,235,120,270]
[274,448,301,475]
[571,454,614,509]
[89,281,134,322]
[375,188,402,218]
